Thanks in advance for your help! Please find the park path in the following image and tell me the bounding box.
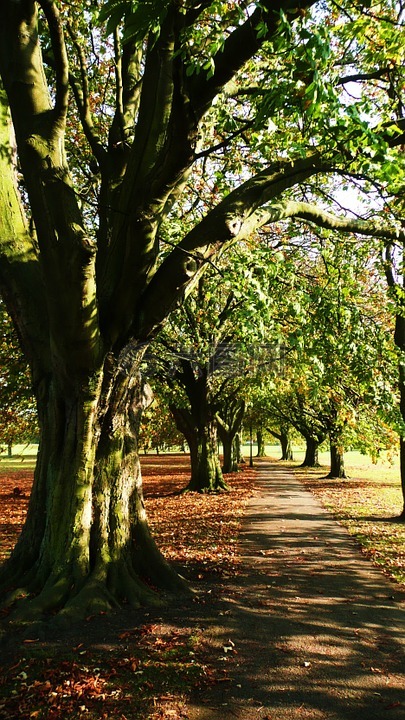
[186,461,405,720]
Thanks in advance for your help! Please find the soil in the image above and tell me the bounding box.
[1,460,404,719]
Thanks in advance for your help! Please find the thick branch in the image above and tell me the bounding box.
[63,27,107,167]
[137,165,405,341]
[135,153,327,338]
[0,84,49,376]
[37,0,69,129]
[188,0,317,119]
[284,200,405,241]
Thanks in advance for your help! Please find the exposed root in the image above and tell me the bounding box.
[322,472,349,480]
[183,479,230,494]
[1,550,189,624]
[4,575,71,623]
[133,521,190,595]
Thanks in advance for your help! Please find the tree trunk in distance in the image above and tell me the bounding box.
[280,430,294,461]
[326,440,347,479]
[398,358,405,519]
[170,406,228,492]
[187,421,228,492]
[256,428,266,457]
[301,437,320,467]
[219,429,238,473]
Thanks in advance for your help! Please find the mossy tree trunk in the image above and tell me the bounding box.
[160,347,228,492]
[216,397,245,473]
[188,420,225,492]
[170,400,228,493]
[2,350,186,621]
[219,431,238,474]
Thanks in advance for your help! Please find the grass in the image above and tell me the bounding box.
[292,449,405,586]
[0,444,38,471]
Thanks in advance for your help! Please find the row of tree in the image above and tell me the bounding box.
[139,224,399,489]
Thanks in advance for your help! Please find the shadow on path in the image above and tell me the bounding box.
[186,461,405,720]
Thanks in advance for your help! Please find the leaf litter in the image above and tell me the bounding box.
[0,454,256,719]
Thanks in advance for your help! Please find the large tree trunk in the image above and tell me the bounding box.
[326,440,347,479]
[188,421,226,492]
[0,353,187,622]
[170,406,228,492]
[216,399,245,474]
[301,436,320,467]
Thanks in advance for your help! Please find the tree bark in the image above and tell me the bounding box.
[326,440,347,479]
[256,428,266,457]
[397,359,405,519]
[188,421,225,492]
[301,436,320,467]
[383,247,405,519]
[216,398,245,474]
[218,428,238,473]
[170,405,227,492]
[280,430,294,461]
[0,351,188,621]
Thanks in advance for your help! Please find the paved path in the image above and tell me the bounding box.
[187,462,405,720]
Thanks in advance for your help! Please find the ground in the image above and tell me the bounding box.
[0,455,404,719]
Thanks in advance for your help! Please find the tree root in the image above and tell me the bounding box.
[322,472,349,480]
[183,478,230,493]
[1,549,189,624]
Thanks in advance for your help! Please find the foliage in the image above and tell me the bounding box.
[245,227,400,462]
[0,301,37,449]
[139,396,184,453]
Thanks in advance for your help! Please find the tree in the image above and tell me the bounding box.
[1,0,405,619]
[383,240,405,518]
[268,425,294,461]
[244,226,399,474]
[147,244,274,491]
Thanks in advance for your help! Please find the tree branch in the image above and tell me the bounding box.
[187,0,318,119]
[62,26,107,167]
[283,200,405,241]
[37,0,69,129]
